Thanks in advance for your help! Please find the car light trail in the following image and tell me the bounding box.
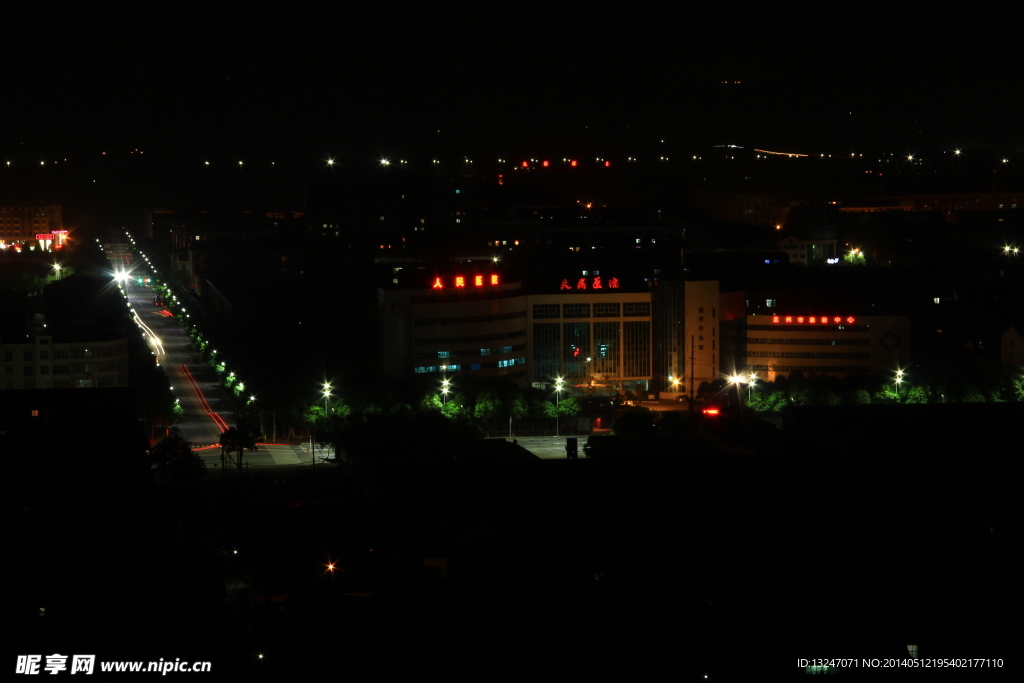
[180,364,230,432]
[131,308,165,358]
[753,148,810,157]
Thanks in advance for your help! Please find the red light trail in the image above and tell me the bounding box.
[179,364,230,432]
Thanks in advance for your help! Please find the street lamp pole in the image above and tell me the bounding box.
[554,377,564,437]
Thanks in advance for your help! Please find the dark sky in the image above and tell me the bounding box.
[4,6,1021,160]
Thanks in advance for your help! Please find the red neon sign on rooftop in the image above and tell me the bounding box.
[432,274,499,289]
[771,315,856,325]
[559,277,620,290]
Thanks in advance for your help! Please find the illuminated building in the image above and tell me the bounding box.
[1,334,130,390]
[0,205,65,250]
[778,231,839,265]
[378,266,660,393]
[527,272,652,394]
[742,314,911,381]
[378,267,527,382]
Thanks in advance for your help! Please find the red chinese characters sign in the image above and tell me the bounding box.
[432,274,500,289]
[772,315,856,325]
[559,277,620,291]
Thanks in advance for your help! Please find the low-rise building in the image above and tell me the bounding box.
[1,333,129,390]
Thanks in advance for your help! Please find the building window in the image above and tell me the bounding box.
[623,302,650,317]
[593,303,620,317]
[623,321,650,377]
[533,304,560,319]
[562,303,591,319]
[533,323,560,380]
[563,322,591,378]
[23,351,33,362]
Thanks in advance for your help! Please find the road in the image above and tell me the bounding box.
[108,242,230,443]
[105,239,649,466]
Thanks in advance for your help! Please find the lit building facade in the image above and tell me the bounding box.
[0,205,65,251]
[527,287,652,393]
[378,270,528,383]
[1,335,129,390]
[743,314,911,380]
[377,265,739,395]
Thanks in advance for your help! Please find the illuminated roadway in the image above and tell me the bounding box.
[107,240,327,470]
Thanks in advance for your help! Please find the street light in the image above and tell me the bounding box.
[554,377,564,437]
[895,369,904,399]
[322,382,332,413]
[729,374,744,407]
[441,378,450,406]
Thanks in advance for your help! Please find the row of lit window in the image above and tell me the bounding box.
[532,303,650,319]
[747,324,869,332]
[748,338,869,346]
[749,365,871,373]
[7,364,119,376]
[413,357,525,373]
[435,345,514,359]
[748,351,870,359]
[2,378,105,390]
[4,348,116,362]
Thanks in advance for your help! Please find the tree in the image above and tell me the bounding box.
[556,395,582,420]
[473,390,502,422]
[149,428,206,483]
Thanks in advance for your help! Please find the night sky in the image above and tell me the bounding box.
[5,6,1021,162]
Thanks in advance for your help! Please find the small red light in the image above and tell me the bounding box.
[604,160,610,167]
[570,160,577,167]
[522,161,529,168]
[703,408,720,416]
[542,160,549,167]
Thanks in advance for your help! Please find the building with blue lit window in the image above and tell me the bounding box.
[378,267,528,383]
